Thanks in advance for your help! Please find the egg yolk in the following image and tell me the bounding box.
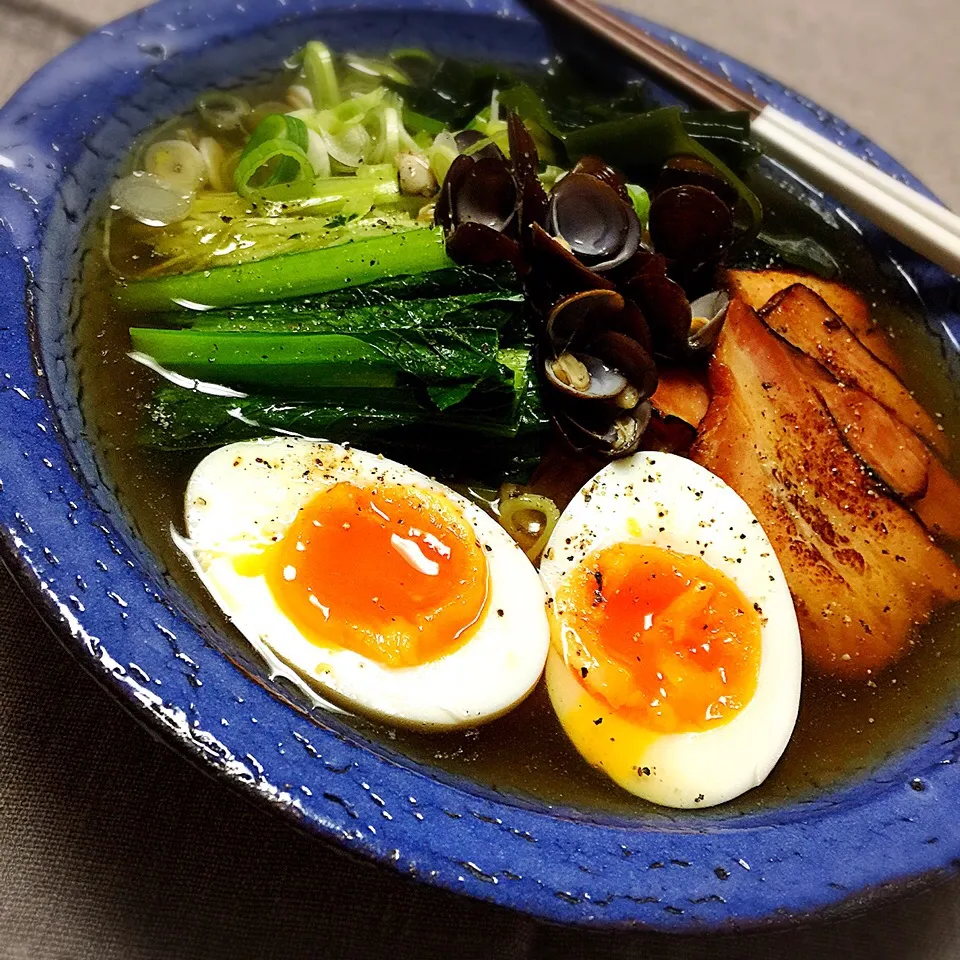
[258,481,488,667]
[554,543,761,733]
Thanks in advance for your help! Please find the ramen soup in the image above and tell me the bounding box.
[75,40,960,815]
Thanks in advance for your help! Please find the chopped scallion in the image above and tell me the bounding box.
[196,91,250,132]
[110,171,193,227]
[197,137,228,192]
[234,114,312,196]
[343,54,411,86]
[144,140,207,195]
[303,40,340,110]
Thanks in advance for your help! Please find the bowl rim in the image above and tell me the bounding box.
[1,0,959,932]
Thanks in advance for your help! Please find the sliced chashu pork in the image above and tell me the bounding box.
[723,267,902,371]
[778,328,960,532]
[754,283,960,538]
[808,371,960,540]
[798,357,930,501]
[692,299,960,677]
[760,284,947,455]
[650,367,710,428]
[914,460,960,541]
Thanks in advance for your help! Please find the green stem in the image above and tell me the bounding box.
[116,227,453,312]
[170,293,519,333]
[130,328,400,391]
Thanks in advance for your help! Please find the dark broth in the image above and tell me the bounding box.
[74,119,960,818]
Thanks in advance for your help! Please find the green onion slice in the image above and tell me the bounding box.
[305,128,331,178]
[343,54,411,86]
[627,183,651,225]
[427,131,458,183]
[196,91,250,132]
[197,137,228,192]
[244,100,294,134]
[303,40,340,110]
[388,47,437,86]
[110,171,193,227]
[286,84,314,111]
[370,103,401,164]
[497,489,560,562]
[144,139,207,194]
[325,86,385,128]
[234,114,313,196]
[322,122,371,168]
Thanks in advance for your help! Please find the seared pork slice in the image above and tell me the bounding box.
[723,267,901,371]
[692,299,960,677]
[774,301,959,540]
[760,285,947,455]
[650,367,710,428]
[801,359,930,501]
[914,459,960,541]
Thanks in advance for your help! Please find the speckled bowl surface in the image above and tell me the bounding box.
[2,0,959,932]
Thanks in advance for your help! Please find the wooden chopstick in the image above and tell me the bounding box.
[530,0,960,277]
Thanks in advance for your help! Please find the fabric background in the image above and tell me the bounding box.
[2,1,960,956]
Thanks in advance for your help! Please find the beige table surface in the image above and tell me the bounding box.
[3,1,960,957]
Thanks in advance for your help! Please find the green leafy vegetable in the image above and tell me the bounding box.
[118,177,415,279]
[170,293,522,335]
[138,350,549,483]
[117,227,453,312]
[129,324,508,395]
[291,265,519,309]
[427,382,476,410]
[154,266,521,328]
[142,367,545,448]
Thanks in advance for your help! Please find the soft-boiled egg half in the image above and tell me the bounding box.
[540,451,801,808]
[178,438,550,730]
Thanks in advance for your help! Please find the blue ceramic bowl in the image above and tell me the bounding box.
[2,0,959,931]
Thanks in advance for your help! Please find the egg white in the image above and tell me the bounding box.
[540,451,802,808]
[179,437,550,731]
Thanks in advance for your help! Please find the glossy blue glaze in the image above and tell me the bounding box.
[1,0,959,931]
